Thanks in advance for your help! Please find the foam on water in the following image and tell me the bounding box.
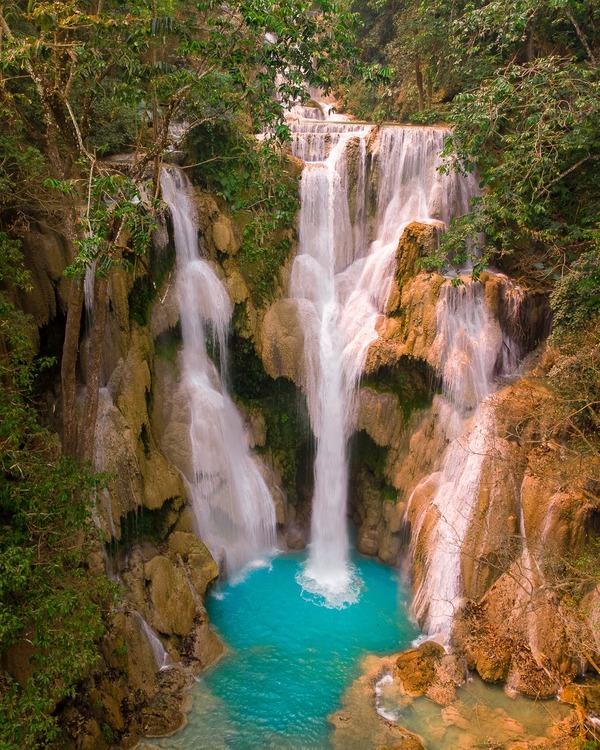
[295,561,362,610]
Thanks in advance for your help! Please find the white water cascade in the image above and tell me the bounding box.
[289,113,477,605]
[408,280,515,642]
[161,168,276,573]
[135,612,170,672]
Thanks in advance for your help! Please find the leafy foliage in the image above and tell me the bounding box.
[0,238,115,749]
[551,249,600,336]
[441,57,600,281]
[343,0,465,120]
[188,123,300,303]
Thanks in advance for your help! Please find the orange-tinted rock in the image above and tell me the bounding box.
[395,641,446,695]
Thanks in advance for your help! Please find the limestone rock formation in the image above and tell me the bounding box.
[93,328,186,541]
[259,298,309,384]
[166,531,220,595]
[144,555,197,636]
[14,224,72,329]
[394,641,446,696]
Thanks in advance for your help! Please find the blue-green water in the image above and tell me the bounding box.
[144,551,417,750]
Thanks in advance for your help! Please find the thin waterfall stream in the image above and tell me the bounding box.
[161,168,276,573]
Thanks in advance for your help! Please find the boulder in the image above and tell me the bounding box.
[75,719,109,750]
[150,281,180,339]
[144,555,196,637]
[166,531,219,596]
[394,641,445,696]
[393,221,444,298]
[182,607,225,668]
[102,610,159,697]
[357,388,405,448]
[365,272,444,374]
[259,298,310,384]
[222,257,249,304]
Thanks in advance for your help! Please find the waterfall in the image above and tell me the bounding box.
[135,612,171,671]
[408,281,516,642]
[290,113,476,606]
[161,168,276,573]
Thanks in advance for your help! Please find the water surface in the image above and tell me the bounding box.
[144,551,417,749]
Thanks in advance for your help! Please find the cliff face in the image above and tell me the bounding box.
[343,221,599,694]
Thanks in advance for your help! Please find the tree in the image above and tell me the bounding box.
[0,235,114,749]
[0,0,364,459]
[344,0,466,121]
[425,0,600,287]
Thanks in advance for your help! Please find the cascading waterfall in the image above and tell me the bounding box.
[161,168,276,573]
[408,281,516,642]
[135,612,171,671]
[289,113,477,606]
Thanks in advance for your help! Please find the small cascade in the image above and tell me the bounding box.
[161,168,276,573]
[408,281,517,642]
[290,109,477,606]
[135,612,171,672]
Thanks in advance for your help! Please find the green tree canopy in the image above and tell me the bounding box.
[0,0,366,458]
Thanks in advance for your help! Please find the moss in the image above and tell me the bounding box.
[228,307,272,400]
[351,429,389,481]
[226,310,312,500]
[236,227,295,306]
[360,357,436,421]
[129,216,177,326]
[349,430,397,507]
[154,327,182,365]
[108,498,182,553]
[258,381,312,494]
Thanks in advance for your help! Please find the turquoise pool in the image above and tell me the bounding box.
[145,550,417,749]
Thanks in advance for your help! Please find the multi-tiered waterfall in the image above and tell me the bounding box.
[288,111,477,606]
[161,168,276,573]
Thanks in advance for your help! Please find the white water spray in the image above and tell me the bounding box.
[135,612,170,671]
[161,168,276,573]
[408,281,516,641]
[290,113,476,605]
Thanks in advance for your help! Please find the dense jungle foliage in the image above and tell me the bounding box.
[0,0,363,745]
[0,0,599,746]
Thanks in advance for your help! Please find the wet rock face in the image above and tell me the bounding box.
[145,555,197,636]
[122,535,220,651]
[13,224,72,329]
[447,376,598,690]
[93,328,187,541]
[259,297,308,384]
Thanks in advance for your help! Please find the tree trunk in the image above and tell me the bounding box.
[61,275,84,457]
[415,55,425,111]
[79,273,109,462]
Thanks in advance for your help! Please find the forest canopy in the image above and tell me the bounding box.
[346,0,600,301]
